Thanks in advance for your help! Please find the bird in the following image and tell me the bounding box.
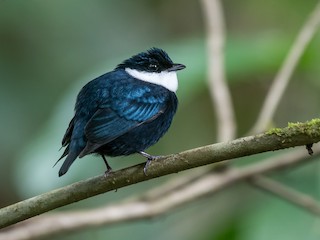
[56,48,185,177]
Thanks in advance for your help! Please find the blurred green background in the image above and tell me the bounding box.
[1,0,320,239]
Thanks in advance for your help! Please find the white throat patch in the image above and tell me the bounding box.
[125,68,178,92]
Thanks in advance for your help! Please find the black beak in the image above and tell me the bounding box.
[167,63,186,72]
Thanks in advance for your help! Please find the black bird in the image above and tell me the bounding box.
[56,48,185,177]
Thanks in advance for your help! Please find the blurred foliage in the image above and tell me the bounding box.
[1,0,320,240]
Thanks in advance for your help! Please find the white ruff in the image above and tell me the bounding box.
[125,68,178,92]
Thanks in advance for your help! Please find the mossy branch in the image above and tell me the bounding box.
[1,119,320,229]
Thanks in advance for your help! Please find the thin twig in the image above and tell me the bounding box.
[250,175,320,216]
[1,149,318,240]
[246,1,320,216]
[201,0,236,141]
[250,1,320,134]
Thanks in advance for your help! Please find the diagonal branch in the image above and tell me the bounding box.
[249,175,320,216]
[246,1,320,216]
[1,148,319,240]
[0,119,320,229]
[250,1,320,134]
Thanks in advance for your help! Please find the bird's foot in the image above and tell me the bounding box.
[101,155,113,178]
[104,168,113,178]
[139,151,163,176]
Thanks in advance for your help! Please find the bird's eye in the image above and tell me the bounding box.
[149,63,158,71]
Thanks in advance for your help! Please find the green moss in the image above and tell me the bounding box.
[266,118,320,138]
[288,119,320,137]
[266,127,284,136]
[287,122,302,128]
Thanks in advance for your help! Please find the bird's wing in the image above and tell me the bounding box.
[80,87,168,156]
[84,108,140,144]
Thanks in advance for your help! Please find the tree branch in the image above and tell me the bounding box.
[249,175,320,216]
[1,148,319,240]
[0,119,320,229]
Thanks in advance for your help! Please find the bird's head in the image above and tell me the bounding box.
[116,48,185,92]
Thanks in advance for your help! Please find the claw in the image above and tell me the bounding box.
[143,159,152,176]
[139,151,163,176]
[104,168,113,178]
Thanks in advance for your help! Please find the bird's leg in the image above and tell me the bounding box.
[139,151,163,175]
[101,155,113,177]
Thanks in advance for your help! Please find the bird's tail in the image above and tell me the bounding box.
[57,117,87,177]
[58,148,81,177]
[58,139,84,177]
